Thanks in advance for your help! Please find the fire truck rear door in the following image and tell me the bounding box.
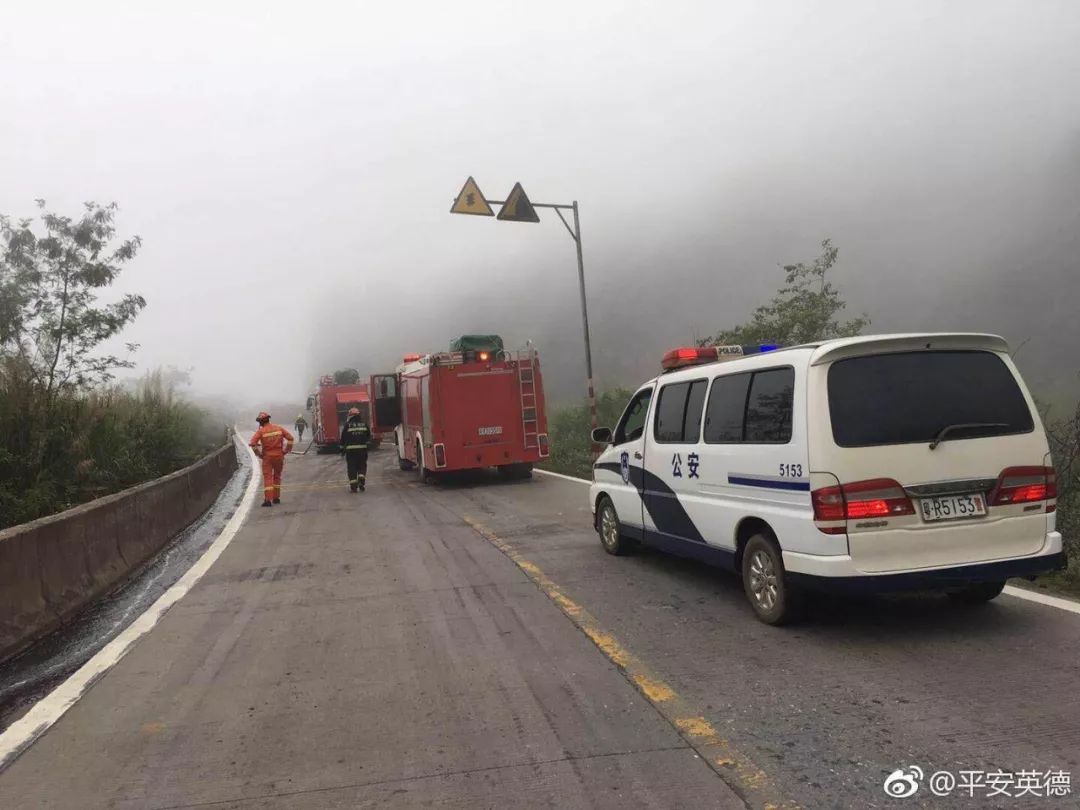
[370,374,401,432]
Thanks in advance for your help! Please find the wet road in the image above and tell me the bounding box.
[1,449,1078,808]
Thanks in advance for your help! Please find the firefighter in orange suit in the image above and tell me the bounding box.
[250,412,294,507]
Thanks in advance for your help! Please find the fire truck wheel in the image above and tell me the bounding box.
[396,444,415,470]
[596,496,635,556]
[416,441,429,483]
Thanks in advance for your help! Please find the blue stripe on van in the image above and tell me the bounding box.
[728,474,811,492]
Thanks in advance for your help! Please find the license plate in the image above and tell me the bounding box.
[918,493,987,522]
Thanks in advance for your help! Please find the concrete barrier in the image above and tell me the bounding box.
[0,443,239,664]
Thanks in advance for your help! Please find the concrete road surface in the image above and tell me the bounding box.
[0,451,742,809]
[2,449,1079,809]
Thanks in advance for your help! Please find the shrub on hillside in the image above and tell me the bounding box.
[0,365,223,530]
[542,389,634,480]
[1045,401,1080,589]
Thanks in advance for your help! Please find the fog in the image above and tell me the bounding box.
[3,1,1078,413]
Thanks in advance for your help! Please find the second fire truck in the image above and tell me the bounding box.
[369,336,550,479]
[306,373,382,452]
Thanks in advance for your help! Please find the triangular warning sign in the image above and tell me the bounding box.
[450,176,494,216]
[496,182,540,223]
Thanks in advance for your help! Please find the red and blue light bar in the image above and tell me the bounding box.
[661,344,781,371]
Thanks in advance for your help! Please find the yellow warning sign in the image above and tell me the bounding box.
[450,176,494,216]
[496,182,540,223]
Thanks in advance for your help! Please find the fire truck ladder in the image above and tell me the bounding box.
[517,346,540,450]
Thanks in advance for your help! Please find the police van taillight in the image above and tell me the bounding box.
[990,466,1056,510]
[812,478,915,533]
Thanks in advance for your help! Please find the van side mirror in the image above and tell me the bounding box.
[305,396,314,410]
[591,426,613,444]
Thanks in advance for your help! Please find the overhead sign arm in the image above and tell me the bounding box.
[552,207,577,242]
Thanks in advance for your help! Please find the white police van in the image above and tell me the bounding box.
[589,334,1063,624]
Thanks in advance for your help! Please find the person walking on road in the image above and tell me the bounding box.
[340,407,371,492]
[294,413,308,442]
[250,412,294,507]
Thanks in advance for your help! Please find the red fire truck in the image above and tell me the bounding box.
[369,338,549,479]
[306,374,382,452]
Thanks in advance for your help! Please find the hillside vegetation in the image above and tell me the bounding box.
[0,201,223,530]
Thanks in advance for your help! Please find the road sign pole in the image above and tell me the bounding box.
[571,201,600,454]
[451,178,601,458]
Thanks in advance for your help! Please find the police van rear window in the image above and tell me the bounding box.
[827,350,1034,448]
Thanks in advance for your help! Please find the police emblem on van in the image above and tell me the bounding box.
[620,451,630,483]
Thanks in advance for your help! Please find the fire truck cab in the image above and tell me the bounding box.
[370,337,550,480]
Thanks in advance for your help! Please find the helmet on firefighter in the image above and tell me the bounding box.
[347,407,361,417]
[256,412,270,424]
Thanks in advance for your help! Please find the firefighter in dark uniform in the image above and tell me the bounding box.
[340,407,372,492]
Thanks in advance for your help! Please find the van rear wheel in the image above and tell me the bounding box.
[946,580,1006,604]
[742,534,800,625]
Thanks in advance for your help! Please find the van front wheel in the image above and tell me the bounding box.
[946,580,1006,604]
[742,534,800,625]
[597,497,634,556]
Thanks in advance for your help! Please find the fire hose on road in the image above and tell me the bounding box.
[288,438,317,456]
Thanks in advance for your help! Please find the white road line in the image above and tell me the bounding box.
[1002,585,1080,615]
[0,435,259,770]
[535,468,1080,618]
[535,468,591,485]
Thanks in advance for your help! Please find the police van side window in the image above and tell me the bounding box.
[654,382,688,442]
[654,379,707,443]
[683,380,708,442]
[703,373,751,443]
[703,367,794,444]
[744,368,795,443]
[614,388,653,445]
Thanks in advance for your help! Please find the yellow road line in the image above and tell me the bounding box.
[462,515,798,810]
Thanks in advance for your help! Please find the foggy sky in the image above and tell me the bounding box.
[3,1,1079,411]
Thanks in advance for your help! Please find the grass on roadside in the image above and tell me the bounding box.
[540,388,633,481]
[0,368,226,530]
